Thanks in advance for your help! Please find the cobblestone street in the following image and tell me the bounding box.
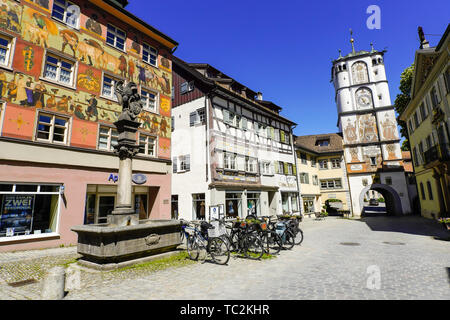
[1,216,449,300]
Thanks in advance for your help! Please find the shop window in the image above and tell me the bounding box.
[36,112,70,144]
[98,125,118,151]
[141,88,158,113]
[51,0,80,29]
[225,192,242,218]
[282,193,290,214]
[0,34,14,68]
[247,192,260,216]
[106,24,126,51]
[0,183,61,238]
[43,54,75,87]
[290,193,299,212]
[142,43,158,67]
[138,133,156,157]
[192,193,205,220]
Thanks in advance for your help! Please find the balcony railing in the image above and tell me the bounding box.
[423,143,450,165]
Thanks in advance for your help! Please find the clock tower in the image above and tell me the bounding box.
[331,35,412,216]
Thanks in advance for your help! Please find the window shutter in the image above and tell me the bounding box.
[305,172,309,184]
[293,164,297,175]
[271,127,275,139]
[274,161,279,174]
[280,130,285,143]
[173,157,177,173]
[284,162,288,175]
[242,117,247,130]
[185,155,190,171]
[223,109,230,124]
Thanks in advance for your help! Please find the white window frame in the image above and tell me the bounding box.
[101,73,120,101]
[98,125,118,151]
[106,24,126,51]
[142,43,158,67]
[42,52,76,87]
[261,161,272,175]
[51,0,81,29]
[35,111,70,145]
[0,33,15,69]
[319,159,328,170]
[224,152,237,170]
[140,88,158,113]
[331,158,341,168]
[138,133,156,157]
[245,157,257,173]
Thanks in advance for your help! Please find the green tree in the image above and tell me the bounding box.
[394,64,415,151]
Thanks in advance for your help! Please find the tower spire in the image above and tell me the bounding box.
[350,28,355,54]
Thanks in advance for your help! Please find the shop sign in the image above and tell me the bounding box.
[132,173,147,185]
[108,174,118,183]
[1,195,35,236]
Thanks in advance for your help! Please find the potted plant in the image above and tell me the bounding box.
[438,217,450,230]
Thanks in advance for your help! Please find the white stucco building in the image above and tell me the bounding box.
[171,57,299,220]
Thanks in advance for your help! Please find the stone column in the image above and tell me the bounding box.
[109,118,141,227]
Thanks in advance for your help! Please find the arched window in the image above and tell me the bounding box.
[426,181,433,200]
[352,61,369,84]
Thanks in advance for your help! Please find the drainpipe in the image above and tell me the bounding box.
[291,126,302,215]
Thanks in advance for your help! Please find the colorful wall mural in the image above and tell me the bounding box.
[0,0,172,159]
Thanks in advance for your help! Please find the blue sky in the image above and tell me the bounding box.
[127,0,449,137]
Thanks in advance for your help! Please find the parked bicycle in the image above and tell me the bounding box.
[180,220,230,265]
[264,215,295,250]
[278,215,304,245]
[222,218,265,260]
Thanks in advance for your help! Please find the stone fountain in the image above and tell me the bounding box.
[71,81,181,270]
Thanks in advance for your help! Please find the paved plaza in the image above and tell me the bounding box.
[0,216,449,300]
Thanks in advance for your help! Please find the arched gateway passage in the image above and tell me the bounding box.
[359,184,403,216]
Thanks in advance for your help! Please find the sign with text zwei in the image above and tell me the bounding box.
[1,195,35,236]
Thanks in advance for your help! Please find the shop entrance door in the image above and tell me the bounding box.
[98,195,115,224]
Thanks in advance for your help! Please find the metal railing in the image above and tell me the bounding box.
[423,143,450,165]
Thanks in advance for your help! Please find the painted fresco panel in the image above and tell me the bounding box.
[378,110,399,141]
[358,113,378,143]
[0,0,172,158]
[2,104,35,140]
[71,118,98,149]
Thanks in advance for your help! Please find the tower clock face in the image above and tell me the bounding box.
[356,88,373,109]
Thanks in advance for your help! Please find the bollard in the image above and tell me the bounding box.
[41,266,66,300]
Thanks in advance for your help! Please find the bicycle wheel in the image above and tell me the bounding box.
[243,233,264,260]
[264,231,282,255]
[281,230,295,250]
[293,228,304,245]
[229,230,241,252]
[186,235,200,260]
[208,237,230,265]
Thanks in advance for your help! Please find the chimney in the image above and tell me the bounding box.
[256,92,263,101]
[418,26,430,49]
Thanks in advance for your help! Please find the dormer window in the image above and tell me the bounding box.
[316,139,330,147]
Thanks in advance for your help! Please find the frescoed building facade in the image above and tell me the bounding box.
[294,133,351,215]
[171,57,299,221]
[0,0,178,251]
[331,38,412,217]
[399,24,450,219]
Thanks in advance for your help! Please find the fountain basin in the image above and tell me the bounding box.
[71,219,182,270]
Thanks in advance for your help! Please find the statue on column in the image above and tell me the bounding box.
[114,80,143,121]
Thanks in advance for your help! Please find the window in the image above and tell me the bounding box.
[192,193,205,220]
[426,181,433,200]
[370,157,377,166]
[224,152,237,170]
[413,111,420,128]
[300,173,309,184]
[320,179,342,189]
[247,192,260,216]
[430,87,439,108]
[43,54,75,86]
[316,139,329,147]
[190,108,206,126]
[420,102,428,120]
[226,192,242,218]
[412,147,419,167]
[141,89,158,113]
[0,184,61,238]
[138,133,156,157]
[101,74,119,101]
[36,112,69,144]
[261,161,272,175]
[444,68,450,94]
[142,43,157,67]
[312,175,318,185]
[179,155,191,171]
[171,195,178,220]
[418,141,424,165]
[319,159,328,169]
[52,0,80,28]
[180,81,194,94]
[408,119,414,134]
[281,193,290,214]
[420,183,426,200]
[311,157,316,167]
[300,152,307,164]
[172,157,177,173]
[106,24,126,51]
[0,34,13,67]
[290,193,299,212]
[245,157,257,173]
[331,158,341,168]
[287,163,293,175]
[98,126,118,151]
[274,129,280,142]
